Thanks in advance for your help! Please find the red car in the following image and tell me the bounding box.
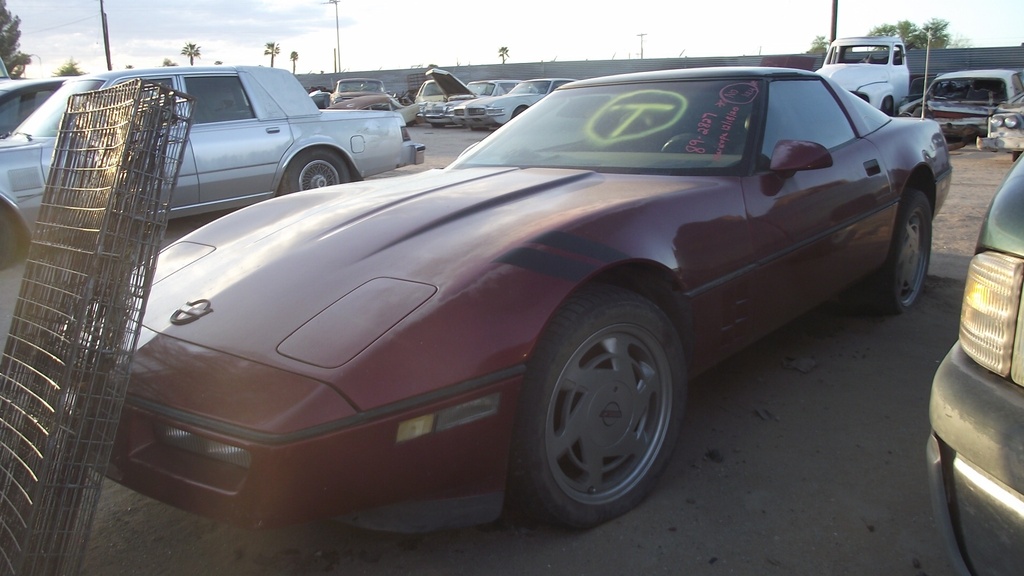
[108,67,952,531]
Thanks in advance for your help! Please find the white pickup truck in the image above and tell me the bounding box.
[817,36,910,116]
[0,65,424,267]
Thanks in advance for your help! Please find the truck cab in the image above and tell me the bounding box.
[817,36,910,116]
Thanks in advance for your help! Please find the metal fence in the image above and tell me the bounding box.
[0,79,194,575]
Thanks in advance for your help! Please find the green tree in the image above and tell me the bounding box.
[54,58,85,76]
[498,46,509,64]
[161,57,178,67]
[0,0,30,78]
[290,50,298,73]
[867,19,954,49]
[807,36,829,53]
[181,42,201,66]
[264,42,280,67]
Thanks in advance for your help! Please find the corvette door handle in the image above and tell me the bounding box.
[266,127,281,134]
[863,159,881,176]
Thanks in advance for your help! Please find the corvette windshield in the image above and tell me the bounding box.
[451,79,761,175]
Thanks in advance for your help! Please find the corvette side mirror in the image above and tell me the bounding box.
[769,139,833,177]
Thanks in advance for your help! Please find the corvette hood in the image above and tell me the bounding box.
[140,167,718,381]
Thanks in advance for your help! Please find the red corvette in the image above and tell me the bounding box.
[108,67,951,531]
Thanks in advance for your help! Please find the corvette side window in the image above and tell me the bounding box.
[761,79,854,163]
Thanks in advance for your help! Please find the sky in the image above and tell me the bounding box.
[7,0,1023,78]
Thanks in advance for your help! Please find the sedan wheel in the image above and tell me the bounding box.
[508,285,686,528]
[278,149,349,195]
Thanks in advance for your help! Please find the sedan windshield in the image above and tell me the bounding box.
[451,79,762,176]
[15,79,104,138]
[508,80,552,95]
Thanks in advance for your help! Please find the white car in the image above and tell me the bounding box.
[450,78,575,130]
[418,69,519,128]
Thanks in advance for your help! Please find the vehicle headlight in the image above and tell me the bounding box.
[277,278,436,368]
[960,252,1024,379]
[485,105,505,116]
[991,116,1005,129]
[1004,115,1022,129]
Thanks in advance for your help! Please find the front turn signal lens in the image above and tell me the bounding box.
[960,252,1024,377]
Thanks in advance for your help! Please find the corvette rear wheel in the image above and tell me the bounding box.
[508,285,686,528]
[846,188,932,314]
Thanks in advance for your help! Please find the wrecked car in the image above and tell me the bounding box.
[901,69,1024,148]
[329,77,387,105]
[329,93,420,126]
[978,91,1024,162]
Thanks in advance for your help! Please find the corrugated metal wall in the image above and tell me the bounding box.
[298,46,1024,97]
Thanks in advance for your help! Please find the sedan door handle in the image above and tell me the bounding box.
[266,127,281,134]
[863,159,881,176]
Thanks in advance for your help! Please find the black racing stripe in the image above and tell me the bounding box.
[532,229,626,264]
[533,231,629,263]
[495,247,596,281]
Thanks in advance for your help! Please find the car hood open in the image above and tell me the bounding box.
[426,68,474,99]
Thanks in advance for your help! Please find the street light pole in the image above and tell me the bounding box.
[637,33,646,59]
[99,0,112,70]
[326,0,340,73]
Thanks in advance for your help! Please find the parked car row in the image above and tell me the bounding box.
[414,68,574,130]
[417,69,520,128]
[0,65,424,268]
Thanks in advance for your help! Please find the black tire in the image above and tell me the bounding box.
[1013,151,1022,162]
[278,149,349,196]
[848,188,932,314]
[510,105,528,119]
[0,210,25,269]
[881,96,894,116]
[507,285,686,528]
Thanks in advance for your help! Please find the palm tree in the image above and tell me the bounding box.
[181,43,201,66]
[498,46,510,64]
[264,42,280,67]
[290,51,299,74]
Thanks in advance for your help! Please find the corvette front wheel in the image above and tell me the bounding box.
[508,285,686,528]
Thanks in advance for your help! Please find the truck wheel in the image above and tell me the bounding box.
[1013,151,1021,162]
[278,149,350,196]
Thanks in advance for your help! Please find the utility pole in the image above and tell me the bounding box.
[326,0,340,73]
[830,0,838,42]
[637,33,646,59]
[100,0,112,70]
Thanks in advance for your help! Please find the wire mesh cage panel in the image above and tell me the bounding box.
[0,79,194,576]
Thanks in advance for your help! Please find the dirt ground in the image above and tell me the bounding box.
[0,126,1017,575]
